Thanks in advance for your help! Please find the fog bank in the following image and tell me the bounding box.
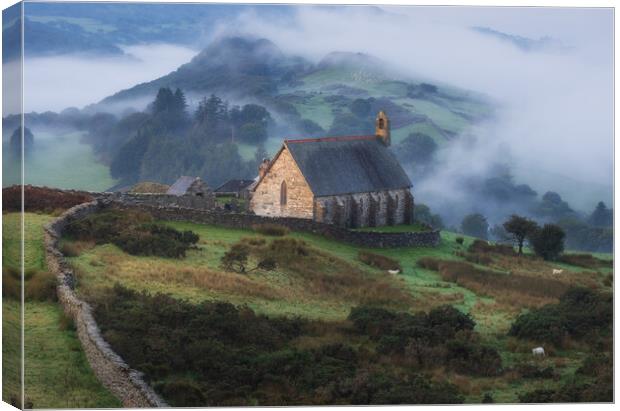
[225,6,613,213]
[22,44,197,114]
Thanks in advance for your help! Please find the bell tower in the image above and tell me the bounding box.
[375,110,390,146]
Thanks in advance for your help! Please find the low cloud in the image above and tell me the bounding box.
[22,43,197,114]
[223,5,613,213]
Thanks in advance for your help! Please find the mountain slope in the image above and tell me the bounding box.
[101,36,493,149]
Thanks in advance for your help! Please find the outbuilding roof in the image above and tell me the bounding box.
[283,135,412,197]
[214,179,255,193]
[167,176,201,196]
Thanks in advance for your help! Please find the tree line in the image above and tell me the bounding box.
[107,87,273,187]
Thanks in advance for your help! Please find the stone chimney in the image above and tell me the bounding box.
[375,110,390,146]
[258,158,271,179]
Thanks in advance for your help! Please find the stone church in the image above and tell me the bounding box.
[250,111,414,228]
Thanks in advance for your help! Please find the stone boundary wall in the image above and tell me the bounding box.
[44,202,169,408]
[100,192,215,210]
[105,200,441,248]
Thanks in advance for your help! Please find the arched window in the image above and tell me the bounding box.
[378,118,385,129]
[280,181,287,206]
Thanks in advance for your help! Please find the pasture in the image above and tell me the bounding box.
[62,213,612,404]
[2,130,117,191]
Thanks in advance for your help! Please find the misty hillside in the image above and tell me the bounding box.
[100,36,493,148]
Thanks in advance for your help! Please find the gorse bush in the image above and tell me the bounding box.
[445,338,503,376]
[92,285,463,406]
[358,251,402,271]
[508,287,612,346]
[348,305,500,377]
[65,210,199,258]
[252,223,289,236]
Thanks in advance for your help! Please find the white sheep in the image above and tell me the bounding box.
[388,269,400,275]
[552,269,564,275]
[532,347,545,356]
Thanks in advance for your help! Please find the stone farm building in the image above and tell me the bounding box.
[167,176,210,197]
[250,111,414,228]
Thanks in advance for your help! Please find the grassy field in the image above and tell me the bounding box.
[8,208,612,405]
[63,216,612,403]
[2,130,117,191]
[2,213,120,408]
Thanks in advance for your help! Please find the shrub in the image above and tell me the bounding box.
[482,393,494,403]
[2,267,20,300]
[65,210,198,258]
[252,223,289,236]
[58,312,76,332]
[155,380,206,407]
[25,271,57,301]
[529,224,566,261]
[515,363,556,379]
[426,305,475,338]
[558,253,612,269]
[221,243,251,273]
[508,287,612,345]
[445,339,503,376]
[264,238,309,265]
[518,389,556,403]
[468,239,515,256]
[358,251,402,271]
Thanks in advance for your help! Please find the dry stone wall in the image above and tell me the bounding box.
[44,202,168,408]
[39,189,434,408]
[106,200,440,248]
[102,191,215,210]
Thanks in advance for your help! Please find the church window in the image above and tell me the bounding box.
[280,181,287,206]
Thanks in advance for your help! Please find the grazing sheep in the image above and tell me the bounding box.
[532,347,545,356]
[388,269,400,275]
[552,269,564,275]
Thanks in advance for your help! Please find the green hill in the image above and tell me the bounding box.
[100,36,493,156]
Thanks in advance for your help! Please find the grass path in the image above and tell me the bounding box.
[2,212,120,408]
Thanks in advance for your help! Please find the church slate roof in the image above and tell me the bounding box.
[167,176,201,196]
[284,136,412,197]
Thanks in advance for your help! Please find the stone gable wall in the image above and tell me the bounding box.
[250,147,314,219]
[44,202,168,408]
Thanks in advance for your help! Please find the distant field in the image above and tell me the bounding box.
[2,213,120,408]
[293,94,334,130]
[391,120,448,144]
[2,130,117,191]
